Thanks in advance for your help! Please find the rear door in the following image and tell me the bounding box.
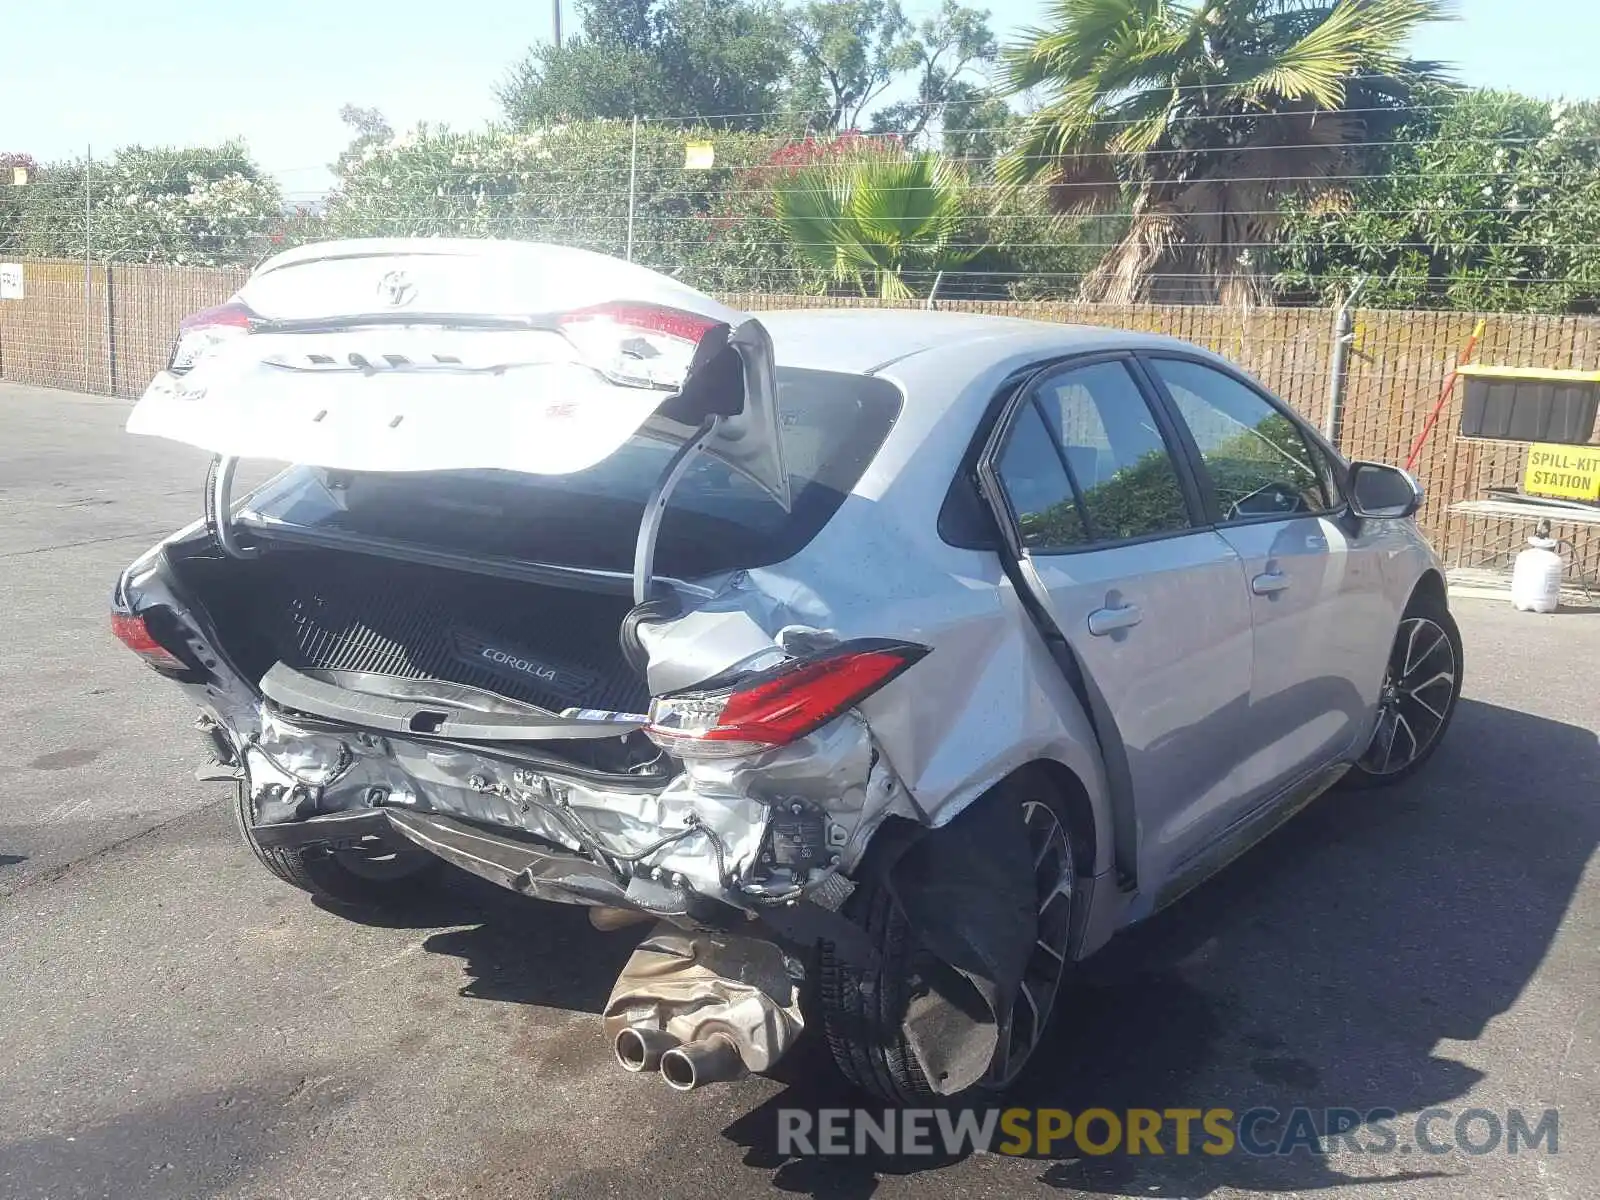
[1143,355,1388,790]
[979,356,1259,887]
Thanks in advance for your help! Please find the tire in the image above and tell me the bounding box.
[1343,591,1464,790]
[818,774,1076,1104]
[232,783,440,909]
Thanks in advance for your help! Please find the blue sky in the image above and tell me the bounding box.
[1,0,1593,199]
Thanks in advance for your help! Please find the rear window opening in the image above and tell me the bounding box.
[236,367,901,579]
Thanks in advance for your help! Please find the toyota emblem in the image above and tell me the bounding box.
[377,269,417,308]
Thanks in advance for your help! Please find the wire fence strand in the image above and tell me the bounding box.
[3,99,1598,579]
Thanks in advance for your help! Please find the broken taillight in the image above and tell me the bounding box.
[167,300,253,375]
[556,301,724,391]
[644,640,929,760]
[110,611,191,676]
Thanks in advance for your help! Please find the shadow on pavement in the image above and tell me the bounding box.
[721,697,1598,1195]
[0,1070,378,1200]
[317,867,647,1014]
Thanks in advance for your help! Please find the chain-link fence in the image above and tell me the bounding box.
[2,253,1597,580]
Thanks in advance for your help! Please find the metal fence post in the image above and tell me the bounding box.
[1323,276,1367,447]
[625,115,639,263]
[105,260,119,396]
[83,144,92,392]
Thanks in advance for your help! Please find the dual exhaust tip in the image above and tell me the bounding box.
[614,1026,744,1092]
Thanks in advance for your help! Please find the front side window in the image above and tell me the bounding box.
[994,359,1193,550]
[1150,358,1330,522]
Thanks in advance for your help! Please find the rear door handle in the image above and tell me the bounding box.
[1251,571,1291,596]
[1087,604,1144,636]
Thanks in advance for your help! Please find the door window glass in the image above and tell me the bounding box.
[1150,358,1330,521]
[1031,361,1192,543]
[994,400,1091,549]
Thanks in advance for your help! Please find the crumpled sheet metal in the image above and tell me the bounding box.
[602,924,803,1073]
[884,783,1038,1096]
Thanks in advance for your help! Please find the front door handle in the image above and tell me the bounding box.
[1087,603,1144,636]
[1251,571,1291,596]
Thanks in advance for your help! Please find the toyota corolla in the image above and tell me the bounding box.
[112,238,1462,1102]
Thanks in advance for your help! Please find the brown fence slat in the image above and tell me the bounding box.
[4,258,1599,576]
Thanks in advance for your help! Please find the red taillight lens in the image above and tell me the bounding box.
[559,301,720,343]
[556,301,724,390]
[168,300,253,374]
[110,611,189,674]
[644,640,929,759]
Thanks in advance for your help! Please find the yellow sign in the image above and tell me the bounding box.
[684,141,715,170]
[1523,443,1600,501]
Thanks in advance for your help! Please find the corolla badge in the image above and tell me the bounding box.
[377,269,417,308]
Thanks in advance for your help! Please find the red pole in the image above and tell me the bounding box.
[1404,318,1487,473]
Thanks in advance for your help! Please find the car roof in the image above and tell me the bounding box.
[757,308,1199,375]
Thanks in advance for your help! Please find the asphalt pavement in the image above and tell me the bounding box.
[1,379,1596,1199]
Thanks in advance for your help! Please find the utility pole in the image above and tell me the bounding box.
[552,0,562,46]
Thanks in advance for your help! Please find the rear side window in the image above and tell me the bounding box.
[240,367,902,577]
[1033,361,1192,543]
[995,401,1090,549]
[994,359,1193,552]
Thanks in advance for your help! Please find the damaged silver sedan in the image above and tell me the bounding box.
[112,238,1463,1101]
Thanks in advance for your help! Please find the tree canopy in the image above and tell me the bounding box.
[497,0,793,129]
[498,0,997,140]
[1276,88,1600,313]
[997,0,1451,305]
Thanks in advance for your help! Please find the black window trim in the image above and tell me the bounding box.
[978,351,1212,558]
[1135,351,1351,530]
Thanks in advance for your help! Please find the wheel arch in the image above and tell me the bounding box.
[1019,758,1100,881]
[1410,566,1449,613]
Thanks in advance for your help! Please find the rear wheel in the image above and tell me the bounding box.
[818,775,1075,1103]
[232,783,440,908]
[1344,594,1463,789]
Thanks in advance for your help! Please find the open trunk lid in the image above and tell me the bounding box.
[126,238,789,506]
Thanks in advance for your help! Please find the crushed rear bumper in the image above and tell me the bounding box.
[252,805,700,915]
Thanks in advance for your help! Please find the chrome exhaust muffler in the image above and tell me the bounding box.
[613,1025,678,1073]
[659,1034,745,1092]
[602,923,805,1091]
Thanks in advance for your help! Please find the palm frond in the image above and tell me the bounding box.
[773,167,864,286]
[1000,0,1166,94]
[998,111,1126,213]
[1234,0,1454,106]
[999,0,1449,304]
[848,157,957,247]
[777,153,978,299]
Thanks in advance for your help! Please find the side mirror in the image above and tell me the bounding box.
[1347,461,1423,520]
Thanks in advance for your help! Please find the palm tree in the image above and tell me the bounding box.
[997,0,1450,305]
[775,152,980,300]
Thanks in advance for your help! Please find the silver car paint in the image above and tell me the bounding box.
[1016,531,1257,889]
[121,307,1444,954]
